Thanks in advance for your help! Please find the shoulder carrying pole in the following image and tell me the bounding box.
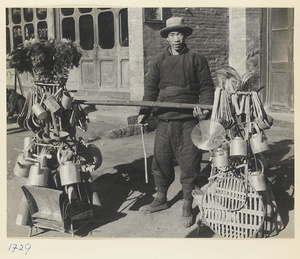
[75,100,213,110]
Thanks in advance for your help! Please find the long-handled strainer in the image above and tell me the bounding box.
[191,120,226,151]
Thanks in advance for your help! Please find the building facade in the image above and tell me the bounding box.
[6,7,294,112]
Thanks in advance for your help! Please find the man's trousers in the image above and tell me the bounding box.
[151,118,202,200]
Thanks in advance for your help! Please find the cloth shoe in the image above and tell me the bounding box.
[139,197,168,214]
[180,199,195,228]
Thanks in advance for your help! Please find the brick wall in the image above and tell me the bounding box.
[143,7,229,84]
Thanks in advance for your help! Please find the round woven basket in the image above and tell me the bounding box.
[200,177,265,238]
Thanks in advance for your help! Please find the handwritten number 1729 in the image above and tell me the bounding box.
[8,244,31,255]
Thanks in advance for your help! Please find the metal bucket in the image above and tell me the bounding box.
[230,137,247,157]
[250,123,269,154]
[27,163,50,187]
[248,171,266,191]
[44,96,60,113]
[13,161,31,178]
[32,103,48,120]
[212,148,229,167]
[17,153,34,167]
[250,132,269,154]
[61,91,73,110]
[59,161,81,186]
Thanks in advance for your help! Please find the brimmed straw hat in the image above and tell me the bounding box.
[160,17,193,38]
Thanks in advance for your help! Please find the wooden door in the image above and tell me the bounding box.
[268,8,294,109]
[58,8,129,94]
[96,8,129,90]
[6,8,56,89]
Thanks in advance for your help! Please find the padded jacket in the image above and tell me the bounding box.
[140,45,215,120]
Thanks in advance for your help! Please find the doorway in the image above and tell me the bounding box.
[58,8,130,94]
[265,8,294,111]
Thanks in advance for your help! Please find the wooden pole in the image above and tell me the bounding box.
[76,99,213,110]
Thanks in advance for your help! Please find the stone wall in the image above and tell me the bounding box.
[229,8,247,75]
[229,8,263,75]
[246,8,263,71]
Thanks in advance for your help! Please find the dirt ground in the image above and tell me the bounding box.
[6,109,294,239]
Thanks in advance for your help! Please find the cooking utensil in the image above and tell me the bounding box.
[13,160,31,178]
[44,95,61,113]
[17,92,30,129]
[50,131,69,142]
[250,123,269,154]
[27,163,50,187]
[59,161,81,186]
[32,93,47,120]
[248,171,266,192]
[61,91,73,110]
[230,136,247,157]
[212,147,229,167]
[191,120,226,150]
[50,112,59,135]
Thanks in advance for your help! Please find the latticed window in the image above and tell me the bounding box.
[36,8,47,20]
[79,15,94,50]
[62,17,75,41]
[119,9,129,47]
[24,8,33,22]
[98,11,115,49]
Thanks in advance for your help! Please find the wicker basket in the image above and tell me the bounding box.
[197,177,265,238]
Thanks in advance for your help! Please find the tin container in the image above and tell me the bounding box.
[13,161,31,178]
[59,161,81,186]
[248,171,266,191]
[212,148,229,167]
[230,137,247,157]
[250,130,269,154]
[32,103,48,120]
[27,163,50,186]
[61,91,73,110]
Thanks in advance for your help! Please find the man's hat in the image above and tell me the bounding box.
[160,17,193,38]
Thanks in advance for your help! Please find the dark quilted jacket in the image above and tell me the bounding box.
[141,45,215,120]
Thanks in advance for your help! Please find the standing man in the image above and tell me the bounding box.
[138,17,214,228]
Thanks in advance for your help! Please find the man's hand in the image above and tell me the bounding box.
[193,106,209,120]
[137,114,147,125]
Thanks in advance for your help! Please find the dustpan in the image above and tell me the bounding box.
[191,120,226,150]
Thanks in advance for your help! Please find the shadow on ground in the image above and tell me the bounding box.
[7,117,28,135]
[50,139,296,238]
[264,140,294,230]
[185,139,295,239]
[76,156,158,236]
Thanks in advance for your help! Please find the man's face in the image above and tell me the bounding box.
[166,31,186,53]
